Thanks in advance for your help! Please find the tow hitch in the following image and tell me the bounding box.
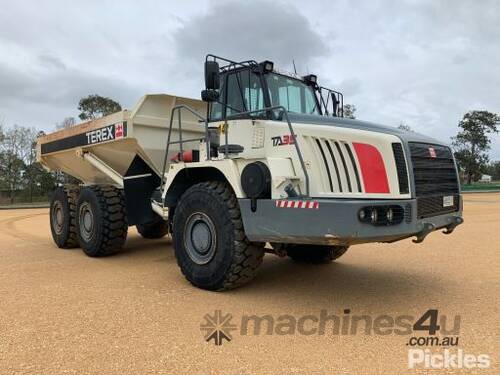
[413,223,436,243]
[442,216,464,235]
[413,216,464,243]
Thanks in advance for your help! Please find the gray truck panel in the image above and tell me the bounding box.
[239,198,463,245]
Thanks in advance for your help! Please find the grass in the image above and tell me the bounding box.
[0,197,49,205]
[461,181,500,191]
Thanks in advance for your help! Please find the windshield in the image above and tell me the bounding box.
[266,74,320,115]
[209,70,322,121]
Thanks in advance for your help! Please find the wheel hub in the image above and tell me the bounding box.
[184,212,217,265]
[51,201,64,235]
[79,202,94,242]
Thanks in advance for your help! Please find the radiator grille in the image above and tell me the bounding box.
[409,142,460,218]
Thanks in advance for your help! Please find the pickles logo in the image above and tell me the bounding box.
[408,349,490,369]
[200,310,237,346]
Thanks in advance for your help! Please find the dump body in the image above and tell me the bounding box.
[37,94,206,184]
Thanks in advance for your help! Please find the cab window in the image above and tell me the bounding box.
[209,75,225,121]
[225,70,265,117]
[266,74,320,115]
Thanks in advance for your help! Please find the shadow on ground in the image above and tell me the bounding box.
[86,234,455,311]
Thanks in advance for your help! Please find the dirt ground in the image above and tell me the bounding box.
[0,193,498,374]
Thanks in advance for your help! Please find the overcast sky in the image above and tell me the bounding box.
[1,0,499,158]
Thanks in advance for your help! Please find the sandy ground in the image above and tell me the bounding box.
[0,193,499,374]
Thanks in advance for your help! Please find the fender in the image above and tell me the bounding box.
[162,160,246,205]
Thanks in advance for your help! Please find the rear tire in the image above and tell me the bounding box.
[287,245,349,264]
[49,186,79,248]
[173,181,264,291]
[136,217,169,239]
[76,185,128,257]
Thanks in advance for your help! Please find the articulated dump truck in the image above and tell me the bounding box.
[37,55,463,291]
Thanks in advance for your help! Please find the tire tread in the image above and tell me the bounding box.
[64,186,79,248]
[174,181,264,291]
[78,185,127,257]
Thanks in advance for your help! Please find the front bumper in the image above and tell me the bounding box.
[239,198,463,245]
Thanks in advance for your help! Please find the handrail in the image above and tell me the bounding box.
[161,104,310,198]
[160,105,210,190]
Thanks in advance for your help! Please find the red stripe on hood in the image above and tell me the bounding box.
[352,142,390,193]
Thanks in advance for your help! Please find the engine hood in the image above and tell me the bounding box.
[286,113,445,146]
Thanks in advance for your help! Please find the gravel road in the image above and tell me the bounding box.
[0,193,498,374]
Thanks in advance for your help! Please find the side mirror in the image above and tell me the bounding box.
[205,61,220,90]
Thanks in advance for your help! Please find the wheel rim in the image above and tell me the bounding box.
[184,212,217,265]
[79,202,94,242]
[51,201,64,235]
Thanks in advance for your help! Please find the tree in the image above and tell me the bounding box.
[78,95,122,120]
[452,110,499,184]
[23,131,47,202]
[0,122,58,204]
[0,151,25,200]
[343,104,356,119]
[0,115,5,140]
[0,125,37,203]
[22,161,56,201]
[484,161,500,180]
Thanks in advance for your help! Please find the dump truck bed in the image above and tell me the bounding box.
[37,94,206,185]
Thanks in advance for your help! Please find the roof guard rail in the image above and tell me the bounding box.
[317,86,344,117]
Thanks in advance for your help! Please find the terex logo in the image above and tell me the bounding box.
[271,134,295,146]
[86,125,115,145]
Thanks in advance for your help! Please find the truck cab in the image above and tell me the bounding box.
[162,55,463,248]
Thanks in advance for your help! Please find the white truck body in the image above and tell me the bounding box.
[37,55,464,290]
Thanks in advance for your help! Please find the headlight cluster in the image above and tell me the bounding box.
[358,205,404,226]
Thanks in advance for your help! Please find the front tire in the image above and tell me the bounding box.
[49,186,79,248]
[173,181,264,291]
[287,245,349,264]
[76,186,128,257]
